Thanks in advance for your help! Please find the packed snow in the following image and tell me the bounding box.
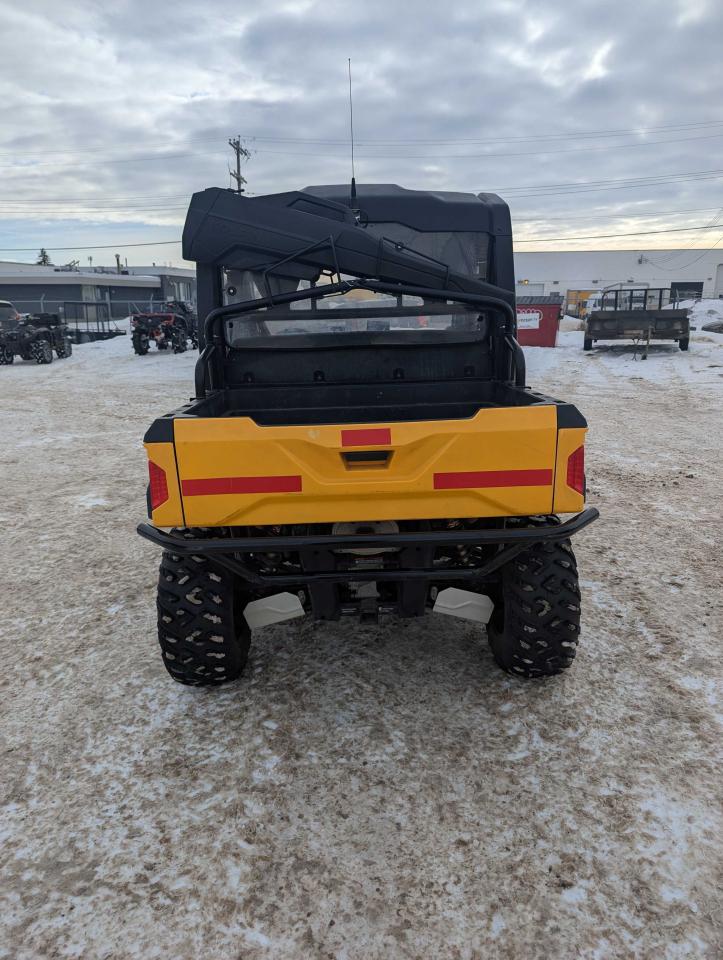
[0,312,721,959]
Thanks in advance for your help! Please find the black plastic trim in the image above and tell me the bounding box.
[143,417,175,444]
[556,404,588,429]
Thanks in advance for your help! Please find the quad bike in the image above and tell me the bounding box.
[163,300,199,348]
[131,310,193,355]
[137,184,598,686]
[0,307,72,365]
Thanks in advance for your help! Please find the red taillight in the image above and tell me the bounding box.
[567,446,585,495]
[148,461,169,510]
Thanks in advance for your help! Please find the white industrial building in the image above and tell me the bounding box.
[0,261,195,317]
[512,248,723,311]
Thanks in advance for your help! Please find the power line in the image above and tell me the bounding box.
[0,193,190,203]
[3,119,722,158]
[498,172,723,200]
[3,126,723,172]
[1,192,719,223]
[497,166,723,192]
[0,240,181,252]
[5,166,721,209]
[514,206,722,222]
[0,149,222,171]
[5,216,723,254]
[241,119,723,145]
[642,236,723,271]
[515,225,723,242]
[247,130,723,161]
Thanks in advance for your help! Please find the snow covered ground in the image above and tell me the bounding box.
[1,318,721,959]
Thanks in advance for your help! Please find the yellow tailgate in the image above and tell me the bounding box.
[171,406,561,526]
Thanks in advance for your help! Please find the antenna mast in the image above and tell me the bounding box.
[348,58,357,208]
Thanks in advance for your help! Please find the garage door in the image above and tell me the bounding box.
[671,280,703,301]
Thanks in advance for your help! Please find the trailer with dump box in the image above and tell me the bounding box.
[137,183,598,687]
[584,288,689,352]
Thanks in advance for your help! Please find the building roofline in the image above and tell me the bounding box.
[0,270,159,287]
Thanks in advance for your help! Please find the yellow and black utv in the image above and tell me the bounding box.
[138,184,598,686]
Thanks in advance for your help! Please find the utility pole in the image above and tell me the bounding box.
[228,135,250,194]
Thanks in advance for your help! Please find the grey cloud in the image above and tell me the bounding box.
[0,0,721,263]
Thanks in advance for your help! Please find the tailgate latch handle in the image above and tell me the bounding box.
[341,450,392,468]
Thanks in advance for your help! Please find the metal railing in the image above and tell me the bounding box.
[599,288,676,311]
[10,297,195,319]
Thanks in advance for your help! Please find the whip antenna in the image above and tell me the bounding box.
[348,58,357,208]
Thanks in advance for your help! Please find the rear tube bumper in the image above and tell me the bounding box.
[137,508,599,588]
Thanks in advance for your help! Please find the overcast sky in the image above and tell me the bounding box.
[1,0,722,265]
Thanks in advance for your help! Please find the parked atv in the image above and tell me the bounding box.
[130,309,192,355]
[163,301,199,348]
[138,184,598,687]
[0,308,72,365]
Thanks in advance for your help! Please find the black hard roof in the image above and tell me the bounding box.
[302,183,511,235]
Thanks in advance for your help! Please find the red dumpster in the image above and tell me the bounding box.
[515,295,562,347]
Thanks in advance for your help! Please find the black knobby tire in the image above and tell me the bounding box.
[487,520,581,678]
[0,346,13,364]
[31,339,53,364]
[56,338,72,359]
[156,535,251,686]
[583,336,593,351]
[132,333,149,356]
[679,337,689,351]
[171,323,188,354]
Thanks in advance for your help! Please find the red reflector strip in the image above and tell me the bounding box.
[341,428,391,447]
[567,446,585,494]
[434,469,553,490]
[148,461,169,510]
[181,475,302,496]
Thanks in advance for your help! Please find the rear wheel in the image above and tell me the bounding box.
[31,339,53,364]
[56,338,72,359]
[132,332,149,355]
[487,520,581,678]
[679,337,689,351]
[0,345,13,364]
[171,324,188,353]
[583,336,593,351]
[156,533,251,686]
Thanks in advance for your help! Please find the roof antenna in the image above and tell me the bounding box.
[347,58,358,213]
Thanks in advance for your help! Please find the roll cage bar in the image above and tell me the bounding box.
[194,277,524,399]
[183,185,524,397]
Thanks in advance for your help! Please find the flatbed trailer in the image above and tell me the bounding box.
[585,288,689,353]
